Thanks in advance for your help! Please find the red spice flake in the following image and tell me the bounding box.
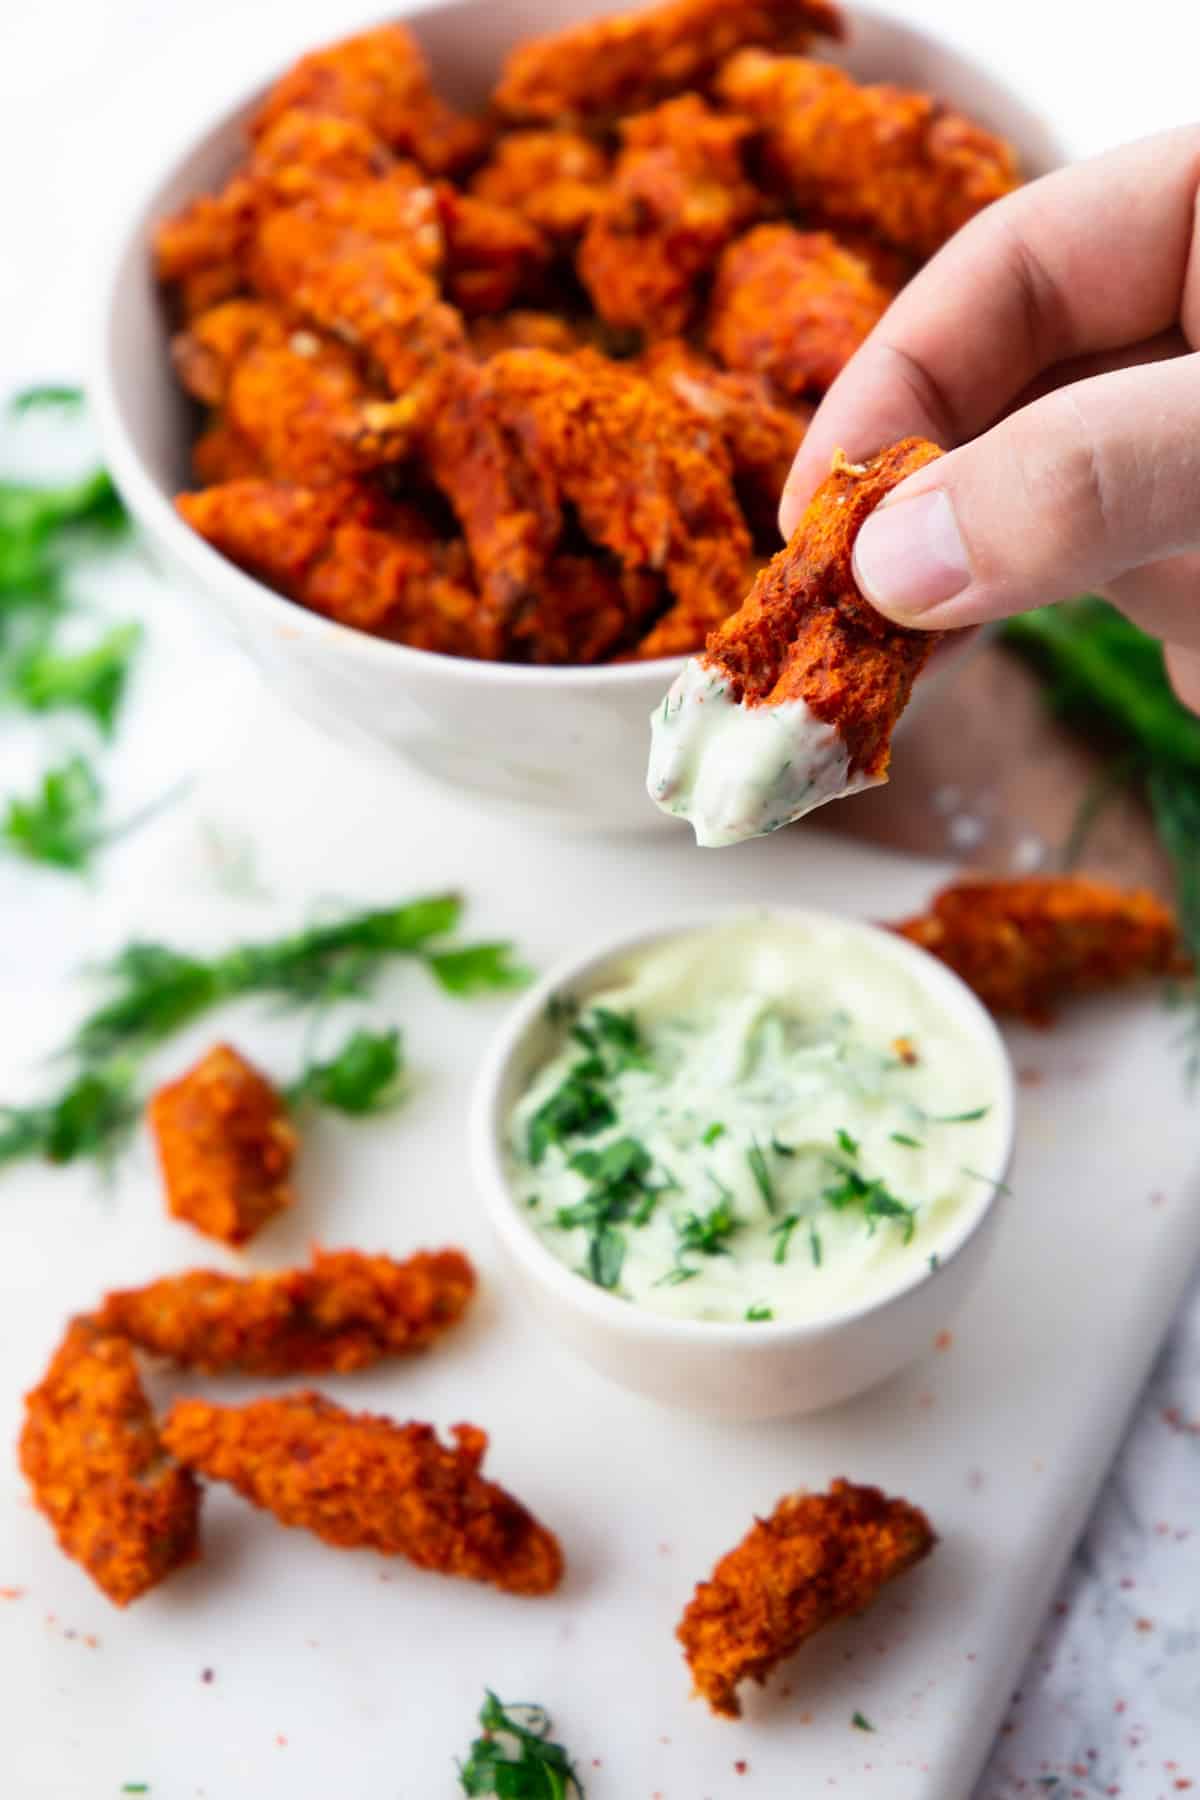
[1135,1618,1154,1634]
[1176,1782,1193,1791]
[0,1587,24,1600]
[893,1036,919,1066]
[83,1633,99,1649]
[734,1761,749,1775]
[1073,1765,1090,1778]
[201,1668,215,1684]
[934,1330,953,1352]
[1115,1701,1127,1714]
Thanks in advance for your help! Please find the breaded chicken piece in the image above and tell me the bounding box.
[162,1393,563,1596]
[512,556,666,665]
[639,337,810,537]
[578,95,760,334]
[154,178,258,320]
[468,310,588,359]
[708,224,894,397]
[483,348,751,658]
[250,22,485,175]
[192,420,266,484]
[701,438,943,773]
[678,1479,935,1717]
[149,1043,297,1248]
[435,185,550,316]
[174,300,419,485]
[891,876,1188,1025]
[98,1246,476,1376]
[494,0,843,124]
[717,51,1020,256]
[19,1319,201,1608]
[177,478,500,656]
[470,131,610,241]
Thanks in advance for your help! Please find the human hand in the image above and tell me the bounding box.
[779,129,1200,711]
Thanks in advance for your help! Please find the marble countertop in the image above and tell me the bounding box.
[3,2,1199,1794]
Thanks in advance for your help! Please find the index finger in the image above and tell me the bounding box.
[779,126,1200,533]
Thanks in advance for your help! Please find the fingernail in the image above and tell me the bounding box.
[852,489,971,622]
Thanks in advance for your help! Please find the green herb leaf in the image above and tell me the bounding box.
[745,1303,774,1322]
[835,1127,859,1157]
[890,1132,923,1148]
[0,1064,137,1169]
[290,1027,403,1116]
[851,1711,874,1733]
[702,1121,726,1146]
[746,1137,777,1214]
[770,1136,795,1157]
[771,1213,800,1265]
[11,621,141,734]
[2,755,105,870]
[459,1690,584,1798]
[922,1105,990,1125]
[427,942,530,995]
[571,1005,651,1072]
[809,1221,823,1267]
[9,384,86,417]
[587,1225,625,1290]
[528,1066,616,1165]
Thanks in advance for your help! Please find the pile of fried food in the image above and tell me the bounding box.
[158,0,1021,666]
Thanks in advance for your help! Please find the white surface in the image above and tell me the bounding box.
[2,692,1199,1800]
[2,1,1200,1796]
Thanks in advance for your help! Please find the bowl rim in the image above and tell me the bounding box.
[469,902,1017,1346]
[89,0,1066,694]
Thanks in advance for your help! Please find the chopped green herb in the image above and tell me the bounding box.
[427,942,530,995]
[928,1253,940,1272]
[922,1105,990,1125]
[2,755,105,870]
[675,1195,739,1259]
[9,384,85,417]
[120,1788,150,1796]
[745,1303,774,1322]
[0,467,126,602]
[835,1127,860,1157]
[571,1005,651,1073]
[890,1132,923,1148]
[654,1263,701,1287]
[823,1163,916,1244]
[851,1711,874,1733]
[10,621,141,734]
[746,1137,777,1214]
[701,1121,726,1146]
[587,1225,625,1290]
[961,1166,1012,1196]
[528,1065,616,1164]
[289,1027,404,1116]
[809,1221,823,1267]
[771,1137,796,1157]
[771,1213,800,1265]
[526,1194,540,1208]
[0,1063,138,1169]
[554,1138,660,1290]
[458,1690,584,1798]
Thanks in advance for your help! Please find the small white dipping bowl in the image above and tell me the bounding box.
[471,907,1016,1419]
[91,1,1061,833]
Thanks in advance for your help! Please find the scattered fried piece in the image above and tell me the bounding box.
[891,876,1188,1024]
[470,130,610,240]
[149,1043,298,1248]
[708,224,894,397]
[19,1319,201,1607]
[578,95,760,334]
[250,22,485,175]
[162,1393,563,1595]
[494,0,843,124]
[717,51,1019,256]
[677,1479,935,1717]
[98,1247,476,1376]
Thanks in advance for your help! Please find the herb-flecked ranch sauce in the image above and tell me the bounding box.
[506,918,1007,1324]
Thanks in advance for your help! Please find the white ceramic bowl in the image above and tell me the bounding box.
[92,2,1061,832]
[471,906,1016,1419]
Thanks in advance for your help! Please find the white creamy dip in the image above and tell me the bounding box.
[646,658,882,847]
[505,917,1008,1325]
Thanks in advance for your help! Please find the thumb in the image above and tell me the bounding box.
[849,353,1200,630]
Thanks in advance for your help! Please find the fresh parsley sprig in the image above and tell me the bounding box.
[2,755,106,871]
[459,1690,584,1798]
[288,1027,404,1116]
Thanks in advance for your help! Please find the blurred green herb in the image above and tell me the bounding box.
[11,621,141,734]
[0,1063,137,1169]
[289,1027,404,1116]
[2,755,105,870]
[458,1690,583,1798]
[8,385,86,417]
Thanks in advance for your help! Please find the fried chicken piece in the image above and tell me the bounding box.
[578,95,760,335]
[485,348,751,658]
[469,310,588,359]
[677,1479,935,1717]
[890,876,1188,1025]
[470,131,610,241]
[162,1393,563,1596]
[153,178,258,320]
[647,439,942,842]
[717,51,1020,256]
[19,1319,201,1608]
[149,1043,298,1248]
[511,556,666,664]
[494,0,843,124]
[98,1246,476,1376]
[250,22,485,175]
[192,419,265,484]
[639,337,810,537]
[436,186,550,316]
[177,478,500,656]
[708,224,894,397]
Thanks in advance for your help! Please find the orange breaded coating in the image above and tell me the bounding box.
[708,224,894,397]
[578,95,760,335]
[469,310,588,359]
[494,0,843,124]
[149,1043,297,1248]
[153,177,258,321]
[512,556,666,665]
[717,51,1020,256]
[162,1393,563,1596]
[98,1246,476,1376]
[678,1479,935,1717]
[435,185,550,316]
[19,1319,201,1608]
[177,479,500,656]
[890,876,1188,1025]
[703,438,943,780]
[250,22,485,175]
[483,348,751,658]
[470,131,610,241]
[639,337,810,537]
